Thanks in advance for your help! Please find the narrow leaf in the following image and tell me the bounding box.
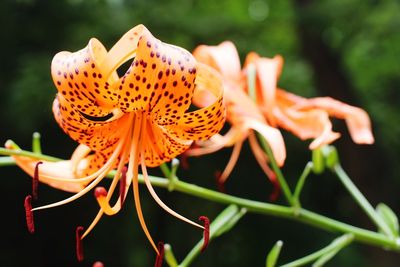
[376,203,399,237]
[266,240,283,267]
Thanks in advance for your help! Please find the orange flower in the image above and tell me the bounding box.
[244,52,374,149]
[189,41,286,184]
[11,25,225,254]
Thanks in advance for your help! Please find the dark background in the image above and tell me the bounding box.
[1,0,400,266]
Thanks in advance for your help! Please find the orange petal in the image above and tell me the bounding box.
[186,128,246,157]
[192,41,242,82]
[6,145,85,193]
[165,63,225,141]
[51,39,118,117]
[142,118,192,167]
[294,97,374,144]
[244,52,284,126]
[243,118,286,166]
[53,95,128,151]
[193,41,265,126]
[116,26,197,125]
[274,105,340,149]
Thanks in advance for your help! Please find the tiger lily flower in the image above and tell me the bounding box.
[189,41,286,185]
[244,52,374,149]
[11,25,225,256]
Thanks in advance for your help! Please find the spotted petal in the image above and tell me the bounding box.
[116,27,197,126]
[53,94,127,151]
[51,38,119,117]
[164,63,226,141]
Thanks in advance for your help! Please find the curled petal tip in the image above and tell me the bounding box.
[353,129,375,144]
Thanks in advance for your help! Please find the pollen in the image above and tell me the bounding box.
[199,216,210,252]
[24,195,35,234]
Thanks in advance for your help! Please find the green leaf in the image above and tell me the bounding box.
[376,203,399,237]
[266,240,283,267]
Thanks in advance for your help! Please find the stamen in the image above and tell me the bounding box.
[94,187,108,198]
[179,143,200,169]
[140,145,204,230]
[83,131,133,238]
[94,186,119,215]
[119,166,128,204]
[76,226,84,262]
[179,152,190,170]
[199,216,210,252]
[130,114,159,253]
[214,171,226,193]
[218,141,243,184]
[24,195,34,234]
[269,174,280,202]
[154,241,165,267]
[32,161,42,200]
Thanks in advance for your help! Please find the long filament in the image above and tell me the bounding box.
[140,120,204,229]
[31,125,130,212]
[218,140,243,184]
[130,114,159,254]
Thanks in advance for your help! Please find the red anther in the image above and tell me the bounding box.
[94,187,107,198]
[119,166,128,204]
[179,143,199,170]
[268,173,280,202]
[214,171,226,193]
[24,195,35,234]
[92,261,104,267]
[154,241,164,267]
[179,153,189,170]
[76,226,84,262]
[199,216,210,252]
[32,161,43,200]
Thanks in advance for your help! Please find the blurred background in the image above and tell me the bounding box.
[1,0,399,266]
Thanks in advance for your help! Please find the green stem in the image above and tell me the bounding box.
[0,156,15,166]
[257,135,294,206]
[2,148,399,251]
[0,147,61,162]
[293,162,314,208]
[32,132,42,154]
[164,244,179,267]
[333,164,393,237]
[160,162,171,178]
[246,63,294,206]
[280,234,353,267]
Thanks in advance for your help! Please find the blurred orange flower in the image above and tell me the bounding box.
[188,41,374,187]
[189,41,285,185]
[244,52,374,149]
